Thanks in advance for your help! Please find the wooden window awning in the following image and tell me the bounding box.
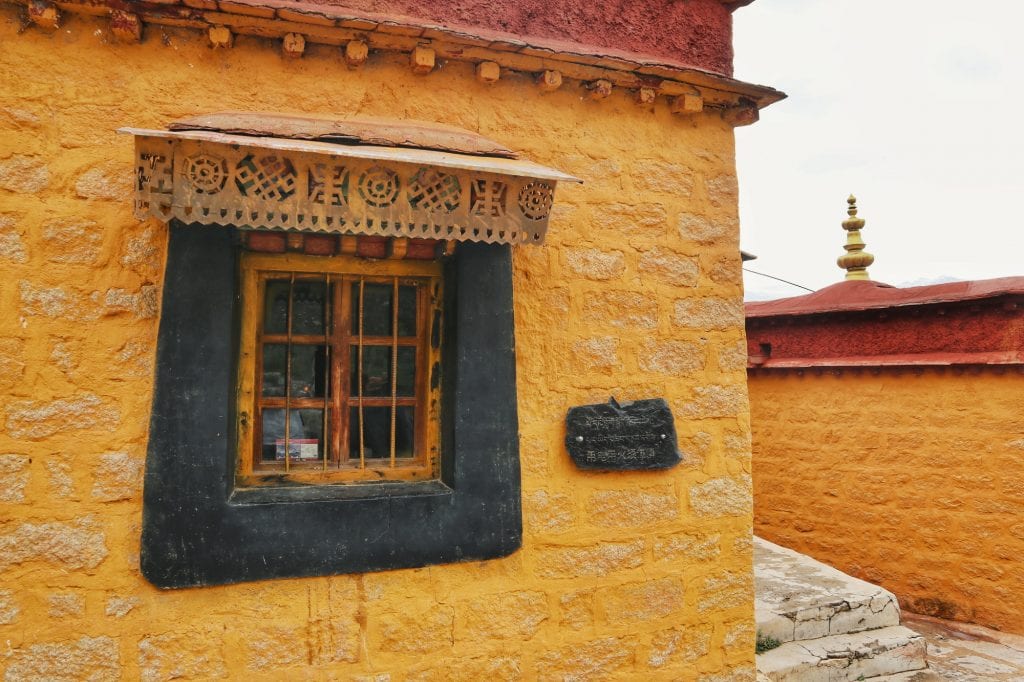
[119,114,580,245]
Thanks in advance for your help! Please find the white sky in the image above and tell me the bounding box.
[733,1,1024,300]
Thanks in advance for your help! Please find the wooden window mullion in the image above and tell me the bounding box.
[390,276,399,468]
[261,397,328,409]
[284,273,295,472]
[322,274,331,472]
[345,398,417,406]
[415,280,429,467]
[357,277,365,470]
[252,272,267,475]
[334,278,350,468]
[251,270,272,473]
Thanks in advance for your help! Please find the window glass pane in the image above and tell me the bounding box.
[351,345,390,397]
[292,409,324,461]
[290,345,328,398]
[262,409,324,462]
[293,279,328,335]
[261,344,286,397]
[260,408,285,461]
[398,285,417,337]
[264,280,290,334]
[397,346,416,397]
[350,406,392,460]
[395,406,415,459]
[346,407,415,460]
[352,282,392,336]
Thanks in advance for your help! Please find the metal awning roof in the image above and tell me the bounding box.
[166,112,522,159]
[118,128,580,184]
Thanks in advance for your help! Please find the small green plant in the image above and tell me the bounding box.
[755,631,782,654]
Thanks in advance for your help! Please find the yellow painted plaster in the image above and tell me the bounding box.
[0,9,754,679]
[751,370,1024,635]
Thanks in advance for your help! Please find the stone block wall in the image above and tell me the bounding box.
[0,8,754,679]
[751,369,1024,634]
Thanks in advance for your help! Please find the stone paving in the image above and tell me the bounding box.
[755,538,927,680]
[755,538,903,644]
[901,613,1024,681]
[754,536,1024,681]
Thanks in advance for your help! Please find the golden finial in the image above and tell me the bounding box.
[837,194,874,280]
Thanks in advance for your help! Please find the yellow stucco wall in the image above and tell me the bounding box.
[751,369,1024,635]
[0,8,755,680]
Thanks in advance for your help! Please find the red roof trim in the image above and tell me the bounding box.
[746,277,1024,319]
[748,350,1024,370]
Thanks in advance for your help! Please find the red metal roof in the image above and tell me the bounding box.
[746,277,1024,319]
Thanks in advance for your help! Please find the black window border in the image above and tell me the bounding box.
[140,222,522,588]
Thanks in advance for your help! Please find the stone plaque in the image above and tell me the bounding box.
[565,397,681,471]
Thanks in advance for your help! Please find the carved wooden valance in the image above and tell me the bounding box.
[120,118,579,245]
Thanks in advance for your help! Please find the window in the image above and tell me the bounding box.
[141,224,523,588]
[236,253,442,486]
[126,115,580,587]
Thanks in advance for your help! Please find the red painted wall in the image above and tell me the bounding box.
[309,0,736,75]
[746,301,1024,361]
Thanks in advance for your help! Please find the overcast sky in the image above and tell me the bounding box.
[733,1,1024,300]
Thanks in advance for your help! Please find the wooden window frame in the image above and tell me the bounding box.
[236,251,443,487]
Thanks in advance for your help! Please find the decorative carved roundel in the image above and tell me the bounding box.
[185,155,228,195]
[358,167,400,208]
[518,181,554,221]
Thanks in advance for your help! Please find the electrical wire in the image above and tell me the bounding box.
[742,267,815,293]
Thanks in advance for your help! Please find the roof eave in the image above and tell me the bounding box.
[4,0,785,112]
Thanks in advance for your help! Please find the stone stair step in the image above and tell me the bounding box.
[757,625,928,682]
[755,537,901,643]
